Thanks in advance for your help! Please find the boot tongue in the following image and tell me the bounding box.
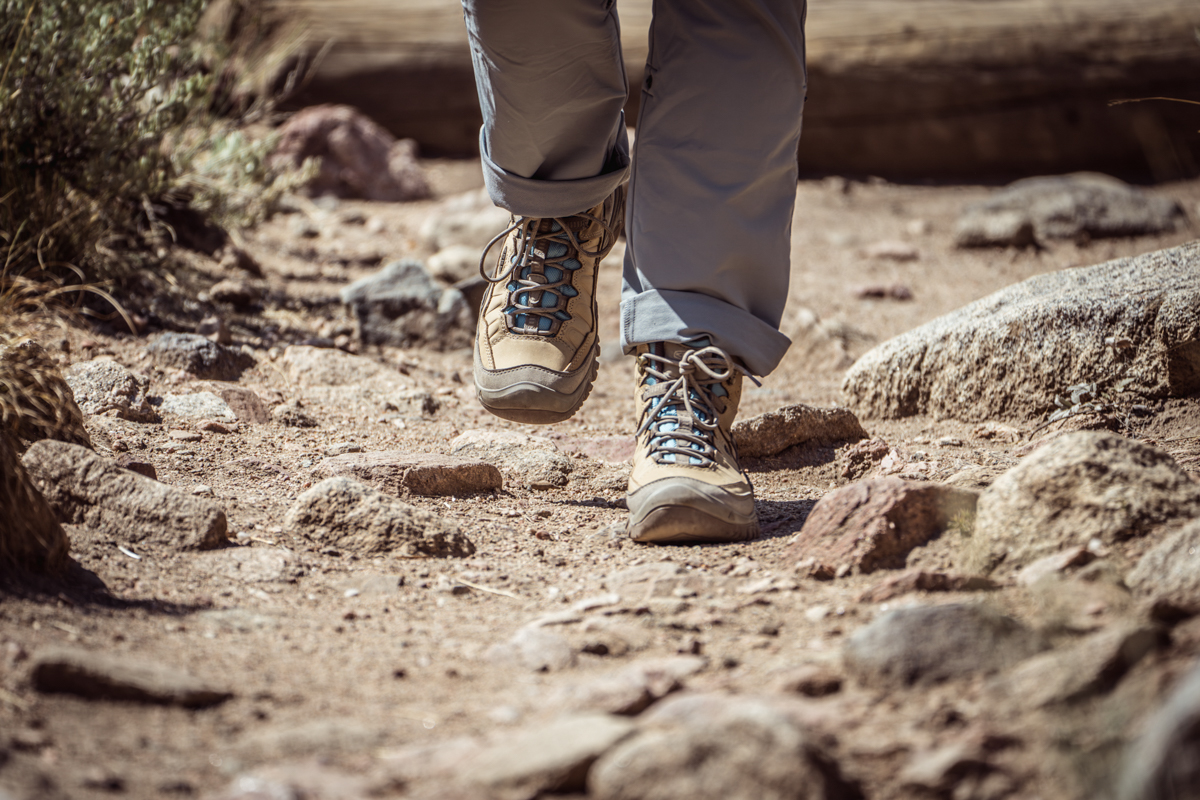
[664,337,711,364]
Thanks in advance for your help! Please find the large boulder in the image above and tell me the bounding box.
[341,260,474,350]
[1126,519,1200,614]
[965,432,1200,576]
[954,173,1184,247]
[843,242,1200,421]
[269,104,430,201]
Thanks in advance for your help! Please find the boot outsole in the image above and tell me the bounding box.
[626,504,760,544]
[476,349,599,425]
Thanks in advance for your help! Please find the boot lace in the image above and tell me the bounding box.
[636,345,754,467]
[479,211,619,336]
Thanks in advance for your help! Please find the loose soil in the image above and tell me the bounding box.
[2,160,1200,800]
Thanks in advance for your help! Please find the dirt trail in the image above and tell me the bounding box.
[2,161,1200,800]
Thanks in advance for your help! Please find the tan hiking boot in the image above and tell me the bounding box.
[626,342,760,544]
[473,186,625,424]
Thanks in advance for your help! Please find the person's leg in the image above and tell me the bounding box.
[623,0,807,543]
[621,0,807,378]
[464,0,631,424]
[463,0,630,217]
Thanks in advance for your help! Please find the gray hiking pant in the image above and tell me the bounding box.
[462,0,807,376]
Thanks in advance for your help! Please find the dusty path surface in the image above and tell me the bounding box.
[2,161,1200,800]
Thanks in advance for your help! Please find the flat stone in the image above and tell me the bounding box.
[465,714,635,800]
[843,603,1046,688]
[281,345,403,388]
[842,242,1200,421]
[965,432,1200,576]
[955,173,1184,247]
[993,623,1166,708]
[168,430,202,442]
[589,693,857,800]
[1015,546,1096,587]
[771,664,844,697]
[158,392,237,423]
[283,477,475,557]
[29,646,231,707]
[1126,519,1200,614]
[0,432,69,573]
[22,440,227,551]
[146,333,254,380]
[488,627,576,673]
[784,478,978,574]
[312,450,501,497]
[324,442,363,457]
[733,403,867,459]
[63,361,157,422]
[856,569,999,602]
[450,429,571,488]
[341,259,473,350]
[1118,658,1200,800]
[114,455,156,480]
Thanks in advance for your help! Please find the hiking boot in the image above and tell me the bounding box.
[473,186,625,424]
[626,342,760,544]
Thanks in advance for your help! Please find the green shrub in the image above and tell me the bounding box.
[0,0,309,286]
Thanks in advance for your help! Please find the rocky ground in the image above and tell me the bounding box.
[3,154,1200,800]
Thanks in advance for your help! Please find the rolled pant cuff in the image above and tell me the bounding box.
[479,126,630,219]
[620,289,792,378]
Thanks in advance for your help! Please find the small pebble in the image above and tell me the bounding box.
[198,421,232,434]
[325,442,363,457]
[191,485,214,497]
[168,430,202,442]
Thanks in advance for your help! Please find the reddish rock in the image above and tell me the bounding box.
[270,104,431,202]
[840,437,891,479]
[857,569,1000,603]
[312,450,501,497]
[785,478,978,574]
[733,403,867,459]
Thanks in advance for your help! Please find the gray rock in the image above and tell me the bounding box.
[465,714,635,800]
[283,477,475,557]
[995,622,1166,708]
[311,450,501,497]
[450,429,572,488]
[955,173,1184,247]
[280,344,400,388]
[29,646,231,707]
[589,693,858,800]
[0,432,68,573]
[1118,658,1200,800]
[1127,519,1200,613]
[146,333,254,380]
[966,432,1200,576]
[63,361,156,422]
[488,627,576,673]
[784,478,978,574]
[158,391,237,423]
[22,440,228,551]
[843,603,1045,688]
[733,403,867,459]
[341,260,473,350]
[842,242,1200,421]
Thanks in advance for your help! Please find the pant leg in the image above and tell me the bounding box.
[463,0,631,218]
[620,0,808,377]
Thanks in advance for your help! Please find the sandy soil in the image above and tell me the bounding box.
[2,160,1199,800]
